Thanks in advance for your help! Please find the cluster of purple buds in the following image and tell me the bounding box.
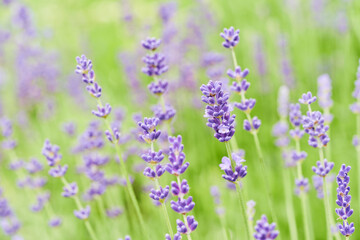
[335,164,355,237]
[138,117,162,144]
[0,189,22,238]
[165,233,181,240]
[299,92,330,148]
[294,178,309,196]
[73,121,104,153]
[74,205,91,220]
[219,154,247,183]
[253,215,279,240]
[312,159,334,177]
[166,135,197,238]
[200,80,236,142]
[141,37,175,122]
[42,140,67,178]
[220,27,240,48]
[75,55,112,119]
[317,74,333,122]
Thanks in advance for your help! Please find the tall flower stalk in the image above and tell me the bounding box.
[74,55,147,238]
[200,79,251,239]
[299,92,332,240]
[220,26,278,227]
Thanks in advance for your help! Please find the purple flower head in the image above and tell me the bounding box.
[299,92,317,105]
[148,80,168,95]
[105,128,120,143]
[291,150,307,163]
[254,215,279,240]
[171,180,190,197]
[9,160,24,171]
[42,139,62,167]
[30,177,47,189]
[171,196,195,214]
[289,103,302,127]
[2,139,17,149]
[219,156,247,182]
[86,182,107,199]
[106,207,123,218]
[234,99,256,113]
[49,164,68,178]
[138,117,162,143]
[227,66,249,81]
[0,199,13,217]
[149,186,170,203]
[26,158,43,174]
[83,154,109,167]
[243,116,261,132]
[48,217,62,227]
[1,218,21,236]
[201,81,230,116]
[74,205,91,220]
[289,129,304,140]
[317,74,333,109]
[153,104,176,121]
[312,159,334,177]
[338,222,355,237]
[142,37,161,51]
[177,215,198,234]
[75,55,95,84]
[220,27,240,48]
[295,178,309,196]
[142,53,168,77]
[353,135,359,147]
[231,79,250,94]
[202,52,224,67]
[92,103,112,118]
[62,182,78,198]
[143,165,165,179]
[86,82,102,98]
[141,150,164,164]
[166,135,190,176]
[165,233,182,240]
[0,118,12,137]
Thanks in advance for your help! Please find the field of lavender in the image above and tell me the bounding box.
[1,0,360,239]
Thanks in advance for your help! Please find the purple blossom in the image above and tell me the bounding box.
[171,196,195,214]
[92,103,112,118]
[220,27,240,48]
[86,82,102,98]
[166,135,189,176]
[48,164,68,178]
[137,117,162,143]
[312,159,334,177]
[42,139,62,166]
[289,103,302,127]
[74,205,91,220]
[141,150,164,164]
[105,128,120,143]
[219,156,247,182]
[62,122,76,136]
[171,180,189,197]
[153,104,176,121]
[165,233,182,240]
[26,158,43,174]
[313,175,324,199]
[106,207,123,218]
[148,80,168,95]
[295,178,309,196]
[149,186,170,203]
[254,215,279,240]
[142,37,161,51]
[299,92,317,105]
[48,217,62,227]
[234,99,256,113]
[227,66,249,80]
[230,79,250,94]
[142,53,168,77]
[62,182,78,198]
[243,116,261,132]
[176,216,198,234]
[143,165,165,179]
[75,55,95,84]
[338,222,355,237]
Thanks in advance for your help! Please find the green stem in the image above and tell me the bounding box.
[236,185,251,240]
[282,168,298,240]
[219,216,229,240]
[162,203,174,237]
[183,214,193,240]
[231,48,238,68]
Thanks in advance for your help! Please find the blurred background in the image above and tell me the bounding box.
[0,0,360,239]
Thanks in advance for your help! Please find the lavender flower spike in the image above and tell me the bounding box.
[312,159,334,177]
[142,37,161,51]
[42,139,62,166]
[219,156,247,182]
[254,215,279,239]
[335,164,355,237]
[92,103,112,118]
[220,27,240,48]
[171,196,195,214]
[165,233,182,240]
[138,117,162,143]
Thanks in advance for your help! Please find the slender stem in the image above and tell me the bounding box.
[282,168,298,240]
[162,203,174,237]
[236,185,251,240]
[231,48,238,68]
[60,177,99,240]
[319,148,332,240]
